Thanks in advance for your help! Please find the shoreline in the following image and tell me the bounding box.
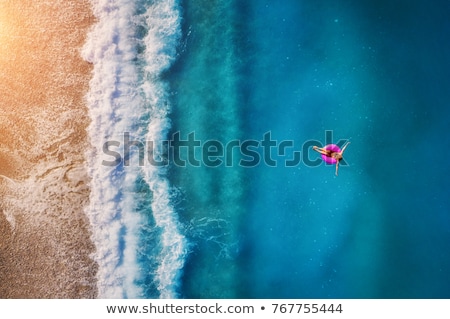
[0,1,97,298]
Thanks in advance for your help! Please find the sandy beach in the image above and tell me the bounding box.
[0,1,97,298]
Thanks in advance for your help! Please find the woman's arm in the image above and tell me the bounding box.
[313,146,329,156]
[340,141,350,154]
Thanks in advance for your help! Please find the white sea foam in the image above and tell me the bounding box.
[82,0,186,298]
[82,0,144,298]
[140,0,187,299]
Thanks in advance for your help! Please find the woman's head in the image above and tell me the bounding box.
[331,152,342,161]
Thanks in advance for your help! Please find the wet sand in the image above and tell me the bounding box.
[0,1,97,298]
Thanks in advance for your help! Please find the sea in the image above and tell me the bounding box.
[82,0,450,298]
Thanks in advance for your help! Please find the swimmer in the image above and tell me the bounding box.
[313,141,350,176]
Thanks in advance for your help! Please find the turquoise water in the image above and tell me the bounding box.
[169,0,450,298]
[85,0,450,298]
[169,0,245,298]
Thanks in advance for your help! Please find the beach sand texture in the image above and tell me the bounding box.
[0,1,97,298]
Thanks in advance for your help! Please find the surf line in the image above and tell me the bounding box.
[82,0,151,298]
[0,174,17,185]
[140,0,187,298]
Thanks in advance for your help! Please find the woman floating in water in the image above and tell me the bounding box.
[313,141,350,176]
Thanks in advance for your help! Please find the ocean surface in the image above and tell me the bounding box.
[81,0,450,298]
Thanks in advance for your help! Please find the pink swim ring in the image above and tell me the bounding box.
[321,144,341,164]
